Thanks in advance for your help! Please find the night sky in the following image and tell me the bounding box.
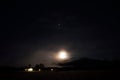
[0,0,116,67]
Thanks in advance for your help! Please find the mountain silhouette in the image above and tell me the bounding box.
[58,58,113,70]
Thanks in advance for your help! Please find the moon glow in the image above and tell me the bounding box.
[56,50,69,60]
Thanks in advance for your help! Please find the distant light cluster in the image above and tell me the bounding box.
[25,68,33,72]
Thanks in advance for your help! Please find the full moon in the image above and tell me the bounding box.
[57,50,69,60]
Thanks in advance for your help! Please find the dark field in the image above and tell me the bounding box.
[0,70,114,80]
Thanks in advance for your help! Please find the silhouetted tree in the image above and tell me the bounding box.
[39,63,45,69]
[28,64,32,68]
[34,64,39,71]
[34,63,45,71]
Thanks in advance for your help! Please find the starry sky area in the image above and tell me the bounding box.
[0,0,117,67]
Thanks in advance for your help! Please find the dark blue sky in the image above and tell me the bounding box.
[0,0,116,67]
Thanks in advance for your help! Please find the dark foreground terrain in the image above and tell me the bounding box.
[0,70,113,80]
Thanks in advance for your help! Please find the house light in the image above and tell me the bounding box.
[28,68,33,72]
[51,69,53,71]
